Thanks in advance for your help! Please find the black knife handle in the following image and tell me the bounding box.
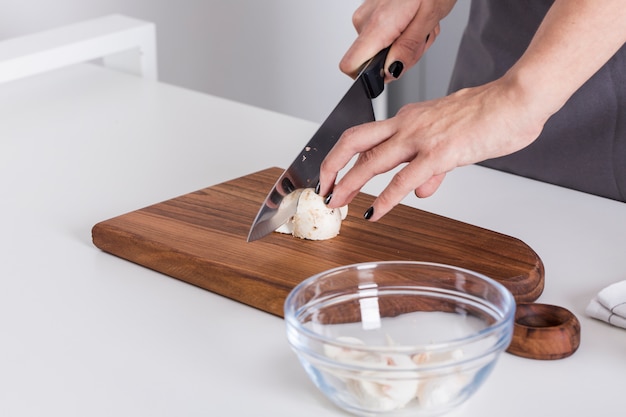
[359,47,390,99]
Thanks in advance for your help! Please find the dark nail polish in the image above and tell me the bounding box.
[314,181,320,195]
[388,61,404,79]
[282,177,295,193]
[426,33,430,42]
[363,206,374,220]
[324,193,333,205]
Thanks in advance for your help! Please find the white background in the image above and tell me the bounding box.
[0,0,470,122]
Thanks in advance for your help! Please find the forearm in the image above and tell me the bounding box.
[503,0,626,124]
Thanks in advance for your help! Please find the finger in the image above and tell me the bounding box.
[385,17,433,77]
[351,0,375,34]
[340,1,420,77]
[366,158,439,222]
[414,172,446,198]
[318,119,397,200]
[326,131,416,208]
[329,147,408,208]
[427,23,442,48]
[340,33,394,79]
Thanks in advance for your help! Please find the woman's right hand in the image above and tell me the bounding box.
[340,0,457,81]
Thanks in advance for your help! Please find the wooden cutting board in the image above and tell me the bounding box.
[92,167,544,317]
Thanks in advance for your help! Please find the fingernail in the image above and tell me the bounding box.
[324,193,333,205]
[363,206,374,220]
[388,61,404,79]
[314,181,320,195]
[426,33,430,42]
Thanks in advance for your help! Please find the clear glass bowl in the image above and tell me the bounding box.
[284,261,515,417]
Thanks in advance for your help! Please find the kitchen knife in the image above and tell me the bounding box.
[247,47,389,242]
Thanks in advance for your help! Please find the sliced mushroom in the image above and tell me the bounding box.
[275,188,348,240]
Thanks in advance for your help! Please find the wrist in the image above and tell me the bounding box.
[499,64,565,130]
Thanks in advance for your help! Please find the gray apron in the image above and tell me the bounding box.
[448,0,626,202]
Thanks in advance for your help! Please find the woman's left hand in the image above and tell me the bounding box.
[318,77,546,221]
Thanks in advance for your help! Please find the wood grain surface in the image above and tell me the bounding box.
[508,303,581,360]
[92,167,544,317]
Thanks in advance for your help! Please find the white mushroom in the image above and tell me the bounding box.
[323,336,368,361]
[415,349,467,408]
[323,336,419,411]
[416,373,469,409]
[274,188,348,240]
[321,335,469,412]
[273,189,303,235]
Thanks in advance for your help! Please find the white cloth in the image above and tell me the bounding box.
[586,280,626,329]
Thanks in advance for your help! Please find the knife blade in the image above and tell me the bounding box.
[247,47,390,242]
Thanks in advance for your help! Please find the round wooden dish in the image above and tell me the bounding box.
[507,303,581,360]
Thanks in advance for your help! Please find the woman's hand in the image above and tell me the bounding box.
[340,0,457,80]
[318,77,548,221]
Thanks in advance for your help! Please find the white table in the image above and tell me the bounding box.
[2,63,625,416]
